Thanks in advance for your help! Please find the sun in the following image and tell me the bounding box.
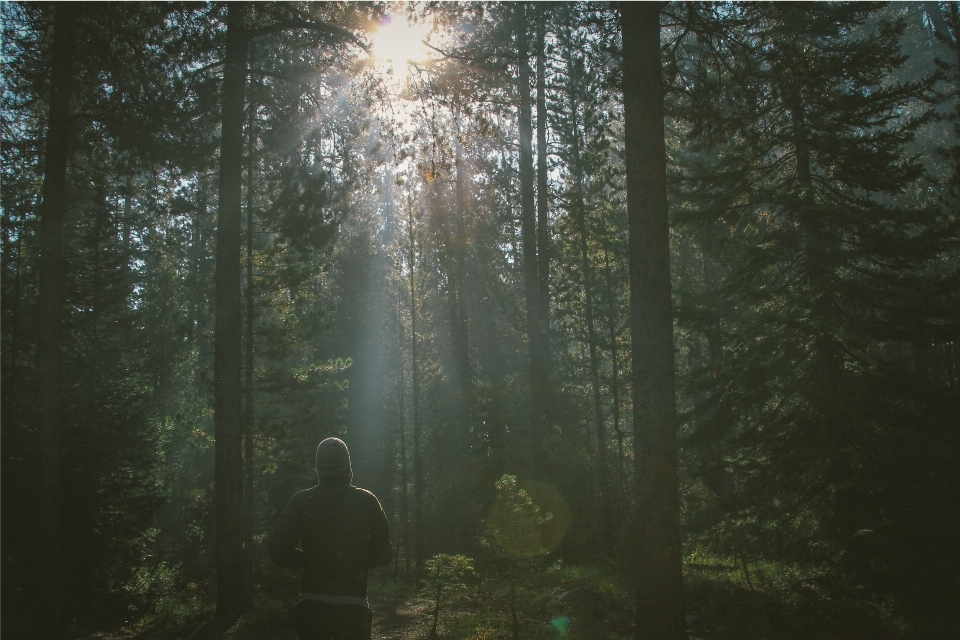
[370,14,433,67]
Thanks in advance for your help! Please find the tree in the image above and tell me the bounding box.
[407,191,425,584]
[621,4,686,639]
[36,4,76,630]
[515,4,545,443]
[552,12,619,548]
[212,0,248,617]
[3,5,210,632]
[5,4,957,637]
[535,4,552,395]
[671,1,958,613]
[211,3,374,614]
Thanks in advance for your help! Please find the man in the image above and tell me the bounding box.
[270,437,392,640]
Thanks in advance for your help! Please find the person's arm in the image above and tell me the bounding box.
[269,493,307,569]
[376,538,394,568]
[368,494,393,568]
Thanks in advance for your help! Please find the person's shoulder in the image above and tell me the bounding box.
[290,485,322,505]
[350,485,383,507]
[350,485,378,500]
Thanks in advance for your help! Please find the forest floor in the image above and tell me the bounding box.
[82,584,433,640]
[85,578,635,640]
[81,582,882,640]
[82,558,951,640]
[81,578,435,640]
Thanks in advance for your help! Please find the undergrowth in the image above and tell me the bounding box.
[115,553,941,639]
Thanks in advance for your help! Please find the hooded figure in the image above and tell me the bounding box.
[316,437,352,484]
[269,437,392,640]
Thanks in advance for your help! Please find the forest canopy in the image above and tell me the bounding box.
[2,2,958,639]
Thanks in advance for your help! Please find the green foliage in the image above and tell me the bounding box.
[669,2,960,617]
[486,474,554,558]
[123,561,208,627]
[425,553,475,590]
[424,553,475,637]
[683,549,918,639]
[444,560,632,640]
[2,2,957,637]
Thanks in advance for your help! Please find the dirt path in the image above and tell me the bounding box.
[369,587,430,640]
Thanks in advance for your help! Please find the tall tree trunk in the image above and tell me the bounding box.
[580,208,611,551]
[599,210,625,500]
[157,279,168,416]
[193,182,208,389]
[79,195,110,617]
[536,6,551,387]
[567,75,612,548]
[396,287,411,582]
[121,183,133,265]
[214,1,248,618]
[38,3,75,631]
[10,211,24,342]
[621,5,686,639]
[408,197,423,586]
[453,125,471,463]
[242,64,257,611]
[516,6,542,447]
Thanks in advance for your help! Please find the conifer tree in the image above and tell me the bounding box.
[36,4,75,629]
[673,3,954,594]
[621,4,686,638]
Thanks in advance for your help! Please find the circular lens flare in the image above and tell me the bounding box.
[487,480,570,556]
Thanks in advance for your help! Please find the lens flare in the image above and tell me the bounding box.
[487,480,570,556]
[370,15,432,65]
[550,616,571,636]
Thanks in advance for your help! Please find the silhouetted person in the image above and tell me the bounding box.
[270,437,392,640]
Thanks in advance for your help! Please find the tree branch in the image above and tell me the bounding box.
[244,18,368,52]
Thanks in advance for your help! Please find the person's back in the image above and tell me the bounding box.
[269,438,392,640]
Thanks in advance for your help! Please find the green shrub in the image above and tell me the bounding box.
[424,553,474,638]
[123,561,208,627]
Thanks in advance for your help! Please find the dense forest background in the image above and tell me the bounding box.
[2,2,958,639]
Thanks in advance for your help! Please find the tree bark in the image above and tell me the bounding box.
[10,210,24,342]
[516,6,543,446]
[396,286,411,581]
[242,59,257,611]
[536,6,551,386]
[38,3,75,631]
[408,196,423,586]
[193,182,209,389]
[599,210,625,501]
[121,183,133,261]
[214,1,249,618]
[453,126,472,462]
[621,4,686,639]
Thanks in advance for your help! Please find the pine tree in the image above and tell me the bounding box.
[621,4,686,638]
[36,5,76,628]
[673,3,956,602]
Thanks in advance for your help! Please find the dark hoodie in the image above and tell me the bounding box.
[268,438,392,598]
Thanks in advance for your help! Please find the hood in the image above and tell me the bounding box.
[316,437,352,485]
